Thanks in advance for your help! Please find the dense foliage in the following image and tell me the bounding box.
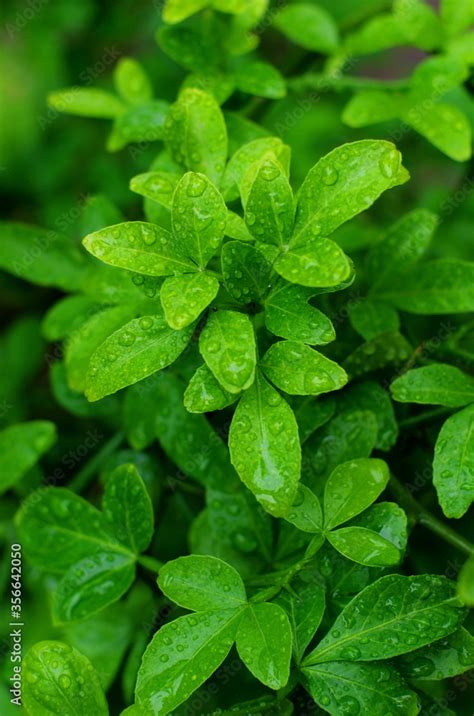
[1,0,474,714]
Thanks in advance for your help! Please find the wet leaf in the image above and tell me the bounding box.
[398,627,474,680]
[276,579,325,662]
[284,484,323,533]
[222,241,272,304]
[265,284,335,345]
[102,464,154,553]
[327,526,401,567]
[129,171,181,209]
[184,363,237,413]
[0,421,56,495]
[114,57,153,105]
[245,157,294,246]
[222,137,290,202]
[433,404,474,518]
[161,272,219,329]
[273,3,339,54]
[274,238,351,288]
[391,364,474,407]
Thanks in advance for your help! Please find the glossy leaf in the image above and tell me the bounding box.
[402,101,471,162]
[222,137,290,202]
[162,0,209,24]
[265,284,335,345]
[222,241,272,304]
[229,373,301,517]
[277,579,325,662]
[235,603,292,689]
[48,88,125,118]
[158,555,246,610]
[348,298,400,342]
[327,526,401,567]
[184,363,237,413]
[23,641,108,716]
[129,171,181,208]
[0,421,56,495]
[343,331,412,378]
[458,555,474,606]
[114,57,153,105]
[161,272,219,329]
[245,157,294,246]
[273,3,339,54]
[433,404,474,519]
[398,627,474,680]
[199,310,256,393]
[336,380,398,452]
[262,340,347,396]
[304,574,466,664]
[102,464,154,553]
[274,238,351,288]
[284,484,323,533]
[324,458,390,530]
[391,364,474,407]
[351,501,408,552]
[342,90,400,128]
[233,61,286,100]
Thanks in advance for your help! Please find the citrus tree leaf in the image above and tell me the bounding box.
[348,299,400,342]
[284,484,323,533]
[274,238,352,288]
[129,171,181,208]
[233,61,286,100]
[160,272,219,329]
[276,579,325,663]
[433,404,474,518]
[222,137,290,202]
[222,241,272,304]
[391,364,474,407]
[265,284,335,345]
[327,526,401,567]
[398,627,474,681]
[184,363,237,413]
[102,464,154,553]
[245,157,294,246]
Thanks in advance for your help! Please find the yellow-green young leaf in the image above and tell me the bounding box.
[344,14,406,55]
[433,404,474,519]
[409,55,469,100]
[15,487,130,573]
[136,610,240,715]
[0,222,86,291]
[302,661,419,716]
[304,574,466,665]
[222,137,290,202]
[343,331,412,379]
[160,272,219,329]
[225,210,254,242]
[367,209,437,287]
[393,0,443,49]
[244,157,294,246]
[86,314,194,401]
[108,101,170,151]
[102,464,153,553]
[342,90,400,128]
[83,222,195,277]
[348,299,400,341]
[158,555,247,610]
[199,310,256,393]
[184,364,238,413]
[276,579,325,663]
[262,341,347,396]
[114,57,153,105]
[324,458,390,530]
[274,238,352,288]
[233,61,286,100]
[23,641,108,716]
[171,172,227,267]
[48,88,125,118]
[327,526,401,567]
[402,101,471,162]
[377,259,474,314]
[229,373,301,517]
[273,3,339,53]
[398,627,474,681]
[0,421,56,495]
[221,241,272,304]
[293,141,408,243]
[441,0,474,38]
[129,171,181,208]
[164,88,227,186]
[265,284,335,345]
[163,0,209,24]
[391,364,474,407]
[284,484,323,533]
[213,0,248,13]
[235,603,292,689]
[53,551,136,623]
[458,555,474,606]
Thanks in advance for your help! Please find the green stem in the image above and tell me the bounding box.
[398,407,454,429]
[389,474,474,557]
[138,555,163,573]
[69,431,124,493]
[288,72,411,93]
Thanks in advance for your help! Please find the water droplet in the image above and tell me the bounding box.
[321,165,338,186]
[187,174,207,197]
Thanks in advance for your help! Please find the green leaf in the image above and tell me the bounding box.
[161,272,219,329]
[184,363,237,412]
[402,100,471,162]
[344,14,407,56]
[114,57,153,105]
[233,61,286,99]
[171,172,227,267]
[348,298,400,341]
[336,380,399,452]
[108,101,170,150]
[123,378,163,449]
[274,238,352,288]
[398,627,474,680]
[225,210,254,242]
[458,555,474,606]
[391,364,474,407]
[342,90,400,128]
[48,88,125,118]
[136,610,240,715]
[302,660,418,716]
[276,579,325,662]
[303,574,466,664]
[199,310,256,393]
[0,421,56,495]
[158,554,247,610]
[129,171,181,209]
[327,526,401,567]
[236,603,292,689]
[102,464,153,553]
[441,0,474,37]
[293,141,409,243]
[324,458,390,530]
[23,641,108,716]
[409,55,469,101]
[229,373,301,517]
[42,295,102,341]
[343,331,412,378]
[295,396,336,444]
[433,404,474,519]
[273,3,339,54]
[350,501,408,552]
[82,222,195,277]
[245,157,294,246]
[53,551,136,623]
[163,0,209,24]
[393,0,443,49]
[262,340,347,396]
[164,88,227,186]
[222,137,290,202]
[0,222,85,291]
[85,314,194,401]
[284,484,323,533]
[265,284,335,345]
[222,241,272,304]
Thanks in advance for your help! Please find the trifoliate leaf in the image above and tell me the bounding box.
[273,3,339,54]
[48,88,125,118]
[229,373,301,517]
[235,603,292,689]
[350,501,408,552]
[0,421,56,495]
[327,526,401,567]
[199,310,256,393]
[262,341,347,396]
[158,555,247,610]
[265,284,335,345]
[160,272,219,329]
[324,458,390,530]
[274,238,352,288]
[102,464,154,553]
[184,363,238,413]
[245,157,294,246]
[391,364,474,407]
[86,314,194,401]
[114,57,153,105]
[433,404,474,518]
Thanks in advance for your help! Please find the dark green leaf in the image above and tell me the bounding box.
[262,341,347,396]
[102,464,154,553]
[391,364,474,407]
[265,284,335,345]
[433,404,474,518]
